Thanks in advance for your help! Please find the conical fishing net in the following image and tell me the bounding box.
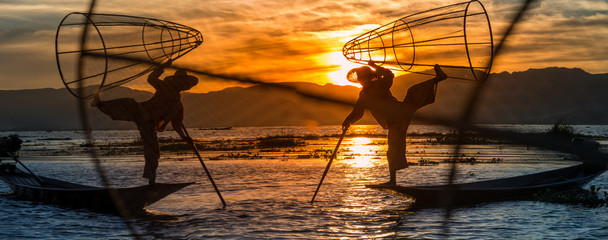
[55,12,203,99]
[343,0,493,81]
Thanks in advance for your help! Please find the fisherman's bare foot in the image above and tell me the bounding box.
[377,180,396,187]
[434,64,447,81]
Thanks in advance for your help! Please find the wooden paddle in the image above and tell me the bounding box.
[310,127,348,203]
[181,124,226,207]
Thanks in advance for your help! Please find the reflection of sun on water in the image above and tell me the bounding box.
[351,137,372,148]
[343,137,379,168]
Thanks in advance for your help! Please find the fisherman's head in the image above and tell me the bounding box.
[168,69,198,91]
[347,66,375,87]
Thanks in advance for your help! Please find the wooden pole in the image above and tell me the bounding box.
[6,152,45,185]
[311,128,348,203]
[181,124,226,207]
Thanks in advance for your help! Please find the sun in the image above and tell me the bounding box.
[324,51,363,87]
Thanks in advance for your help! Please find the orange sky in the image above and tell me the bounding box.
[0,0,606,93]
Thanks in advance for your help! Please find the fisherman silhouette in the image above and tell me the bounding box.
[342,61,447,186]
[92,62,198,185]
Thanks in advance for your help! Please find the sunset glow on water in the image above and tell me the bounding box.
[1,125,607,238]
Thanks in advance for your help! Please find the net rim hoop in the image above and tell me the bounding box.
[392,19,415,71]
[160,22,176,61]
[366,30,386,65]
[55,12,109,100]
[463,0,494,81]
[141,20,158,63]
[343,0,494,82]
[56,12,204,99]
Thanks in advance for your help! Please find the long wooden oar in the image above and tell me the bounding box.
[311,128,348,203]
[181,124,226,207]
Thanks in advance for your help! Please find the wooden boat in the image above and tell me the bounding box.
[368,163,608,208]
[0,165,193,217]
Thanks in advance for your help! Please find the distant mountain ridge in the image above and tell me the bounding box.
[1,67,606,130]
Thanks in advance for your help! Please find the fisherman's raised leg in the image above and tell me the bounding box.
[93,97,141,122]
[434,64,447,82]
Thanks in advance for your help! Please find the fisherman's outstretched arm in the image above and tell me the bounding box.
[147,67,164,89]
[171,120,192,143]
[342,98,365,130]
[147,61,172,88]
[171,106,193,143]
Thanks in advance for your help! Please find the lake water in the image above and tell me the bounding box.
[1,125,607,239]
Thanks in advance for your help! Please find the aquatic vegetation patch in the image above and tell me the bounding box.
[426,135,506,145]
[413,158,439,166]
[208,152,263,160]
[442,156,503,164]
[533,186,608,208]
[37,130,600,165]
[257,136,306,148]
[38,137,72,141]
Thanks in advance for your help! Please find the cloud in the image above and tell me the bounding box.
[0,1,91,89]
[487,1,608,73]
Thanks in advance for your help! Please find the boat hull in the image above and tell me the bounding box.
[0,169,193,217]
[368,163,608,208]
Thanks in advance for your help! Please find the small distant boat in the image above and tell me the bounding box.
[368,163,608,208]
[0,165,193,217]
